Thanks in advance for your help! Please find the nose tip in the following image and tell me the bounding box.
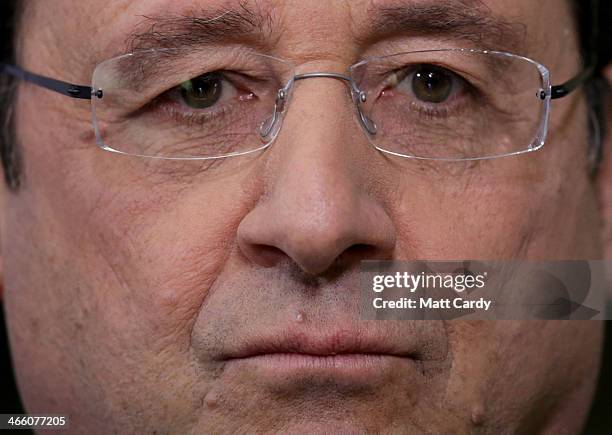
[237,196,396,276]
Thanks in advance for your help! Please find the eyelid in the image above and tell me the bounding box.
[141,71,265,130]
[134,69,252,110]
[392,65,465,87]
[381,60,492,96]
[378,65,467,105]
[168,73,238,108]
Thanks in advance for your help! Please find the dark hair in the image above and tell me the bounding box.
[573,0,611,169]
[0,0,23,190]
[0,1,610,190]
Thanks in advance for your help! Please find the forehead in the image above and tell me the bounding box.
[23,0,577,77]
[27,0,568,46]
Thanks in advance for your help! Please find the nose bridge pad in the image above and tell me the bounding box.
[352,89,378,135]
[259,77,378,141]
[358,108,378,135]
[260,87,290,140]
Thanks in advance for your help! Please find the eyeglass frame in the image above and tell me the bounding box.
[0,49,595,161]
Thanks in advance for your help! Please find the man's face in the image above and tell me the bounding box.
[0,0,605,433]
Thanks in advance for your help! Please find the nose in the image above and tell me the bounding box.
[237,78,396,276]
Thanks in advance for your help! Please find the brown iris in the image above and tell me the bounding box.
[179,73,223,109]
[412,66,453,103]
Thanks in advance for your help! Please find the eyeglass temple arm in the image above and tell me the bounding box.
[550,65,596,100]
[0,63,96,100]
[1,60,596,102]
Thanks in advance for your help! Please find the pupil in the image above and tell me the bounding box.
[412,67,453,103]
[180,74,223,109]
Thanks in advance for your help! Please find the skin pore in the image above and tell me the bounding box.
[0,0,609,433]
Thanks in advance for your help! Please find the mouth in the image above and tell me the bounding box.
[218,328,421,381]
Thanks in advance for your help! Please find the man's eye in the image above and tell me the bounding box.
[387,64,465,105]
[178,72,230,109]
[411,65,455,103]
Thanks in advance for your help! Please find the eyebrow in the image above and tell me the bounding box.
[125,3,272,52]
[369,0,528,54]
[126,0,526,53]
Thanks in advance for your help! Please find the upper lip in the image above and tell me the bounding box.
[219,327,420,360]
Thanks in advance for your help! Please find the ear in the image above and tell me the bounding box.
[596,65,612,259]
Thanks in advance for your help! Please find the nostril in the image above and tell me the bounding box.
[248,244,286,267]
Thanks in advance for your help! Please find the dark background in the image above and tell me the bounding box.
[1,306,610,434]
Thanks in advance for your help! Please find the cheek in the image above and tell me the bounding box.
[444,320,602,431]
[8,93,264,423]
[40,170,255,350]
[390,143,598,260]
[15,87,264,346]
[91,186,248,349]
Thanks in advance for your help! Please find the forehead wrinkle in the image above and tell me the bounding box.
[364,0,528,54]
[125,1,275,52]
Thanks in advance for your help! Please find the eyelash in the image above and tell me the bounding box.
[158,102,231,127]
[379,65,479,118]
[147,73,257,126]
[409,102,457,119]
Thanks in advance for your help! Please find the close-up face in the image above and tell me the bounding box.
[0,0,610,433]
